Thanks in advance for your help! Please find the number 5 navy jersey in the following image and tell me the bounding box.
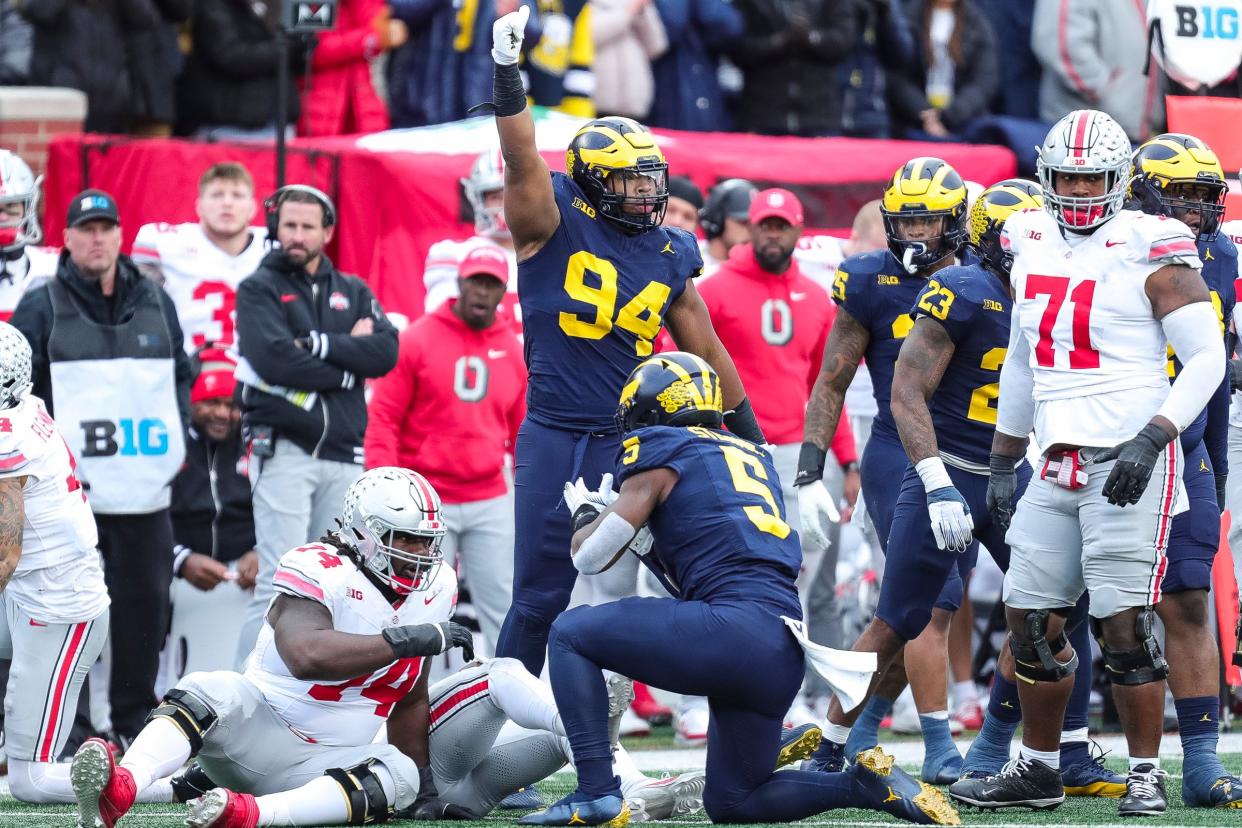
[615,424,803,615]
[909,262,1013,469]
[520,173,703,431]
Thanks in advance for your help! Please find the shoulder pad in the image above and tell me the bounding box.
[273,543,353,605]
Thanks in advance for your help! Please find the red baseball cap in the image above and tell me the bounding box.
[749,188,804,226]
[459,244,509,285]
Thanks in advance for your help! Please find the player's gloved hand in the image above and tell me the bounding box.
[403,767,476,820]
[986,453,1019,531]
[491,5,529,65]
[797,480,841,550]
[1230,358,1242,393]
[1095,422,1172,507]
[383,621,475,662]
[926,486,974,553]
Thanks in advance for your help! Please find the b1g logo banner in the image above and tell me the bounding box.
[1148,0,1242,89]
[80,418,172,457]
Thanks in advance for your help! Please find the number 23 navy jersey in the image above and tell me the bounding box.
[520,173,703,431]
[615,425,802,614]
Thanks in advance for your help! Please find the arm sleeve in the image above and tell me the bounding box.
[364,331,419,469]
[319,285,400,379]
[996,301,1036,438]
[1030,0,1109,102]
[235,278,349,391]
[1158,302,1227,433]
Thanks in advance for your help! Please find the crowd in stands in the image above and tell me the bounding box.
[6,0,1242,144]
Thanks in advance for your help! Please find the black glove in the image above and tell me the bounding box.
[723,397,766,445]
[402,766,475,820]
[986,453,1019,531]
[383,621,475,662]
[1231,359,1242,393]
[1096,423,1171,507]
[1217,473,1228,514]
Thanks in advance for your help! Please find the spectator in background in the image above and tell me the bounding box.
[299,0,402,137]
[20,0,158,133]
[887,0,997,141]
[591,0,667,120]
[0,1,32,85]
[167,346,257,676]
[527,0,597,116]
[233,186,398,664]
[836,0,915,138]
[127,0,192,136]
[177,0,309,139]
[11,189,192,748]
[648,0,743,132]
[366,244,524,655]
[728,0,857,136]
[0,151,57,320]
[1031,0,1163,142]
[699,178,756,275]
[973,0,1040,119]
[663,176,703,233]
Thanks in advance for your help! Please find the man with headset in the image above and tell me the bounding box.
[233,185,399,665]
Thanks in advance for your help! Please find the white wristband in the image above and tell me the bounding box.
[915,456,953,493]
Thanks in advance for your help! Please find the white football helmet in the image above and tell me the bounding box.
[1036,110,1131,232]
[462,148,508,240]
[0,151,42,255]
[340,467,446,595]
[0,322,32,410]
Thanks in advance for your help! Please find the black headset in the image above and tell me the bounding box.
[699,178,757,240]
[263,184,337,240]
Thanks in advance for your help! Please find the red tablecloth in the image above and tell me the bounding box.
[45,130,1016,319]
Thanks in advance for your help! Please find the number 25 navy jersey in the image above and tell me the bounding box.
[520,173,703,432]
[615,425,803,614]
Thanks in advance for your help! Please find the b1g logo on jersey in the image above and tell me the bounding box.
[453,356,489,403]
[80,418,172,457]
[760,299,793,346]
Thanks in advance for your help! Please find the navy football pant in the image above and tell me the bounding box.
[496,418,619,674]
[877,461,1032,642]
[549,597,868,822]
[1162,440,1219,595]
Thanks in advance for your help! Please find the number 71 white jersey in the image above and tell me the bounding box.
[1002,207,1201,448]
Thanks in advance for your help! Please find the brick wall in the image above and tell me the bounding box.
[0,88,87,181]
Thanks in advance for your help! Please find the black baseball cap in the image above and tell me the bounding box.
[66,189,120,227]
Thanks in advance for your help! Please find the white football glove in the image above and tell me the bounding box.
[797,480,840,550]
[492,5,530,66]
[926,486,974,553]
[564,473,618,514]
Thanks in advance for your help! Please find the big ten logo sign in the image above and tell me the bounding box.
[81,418,171,457]
[453,356,490,403]
[1174,4,1240,38]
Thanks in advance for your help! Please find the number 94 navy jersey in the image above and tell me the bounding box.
[615,425,803,614]
[520,173,702,431]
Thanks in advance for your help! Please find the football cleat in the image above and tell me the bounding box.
[630,684,672,726]
[1061,747,1126,798]
[625,772,705,822]
[801,739,846,774]
[674,700,709,747]
[1183,773,1242,809]
[607,674,636,746]
[71,737,137,828]
[948,755,1064,810]
[618,708,652,738]
[952,698,984,732]
[776,723,822,769]
[851,747,961,825]
[185,787,261,828]
[1119,764,1167,817]
[519,793,630,826]
[499,787,548,810]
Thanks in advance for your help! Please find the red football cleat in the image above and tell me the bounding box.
[631,683,673,726]
[71,737,137,828]
[186,787,261,828]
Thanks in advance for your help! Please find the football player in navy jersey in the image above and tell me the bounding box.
[1126,134,1242,808]
[517,352,959,827]
[486,9,762,677]
[797,158,973,764]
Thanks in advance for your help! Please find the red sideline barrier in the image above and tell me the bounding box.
[45,131,1015,320]
[1217,511,1240,687]
[1165,95,1242,221]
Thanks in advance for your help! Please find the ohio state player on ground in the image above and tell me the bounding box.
[0,322,111,804]
[0,151,57,320]
[131,162,267,350]
[424,149,520,334]
[69,467,475,828]
[951,110,1225,816]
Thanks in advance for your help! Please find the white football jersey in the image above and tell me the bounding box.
[1003,208,1201,448]
[1220,219,1242,429]
[131,222,268,350]
[246,542,458,746]
[423,236,519,334]
[0,247,59,322]
[793,234,848,295]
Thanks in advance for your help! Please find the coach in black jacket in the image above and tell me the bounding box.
[233,187,398,663]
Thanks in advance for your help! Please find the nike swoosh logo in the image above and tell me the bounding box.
[487,349,507,358]
[424,595,436,605]
[29,619,47,627]
[1105,240,1125,247]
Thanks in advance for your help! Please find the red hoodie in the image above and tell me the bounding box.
[698,243,857,461]
[365,301,526,504]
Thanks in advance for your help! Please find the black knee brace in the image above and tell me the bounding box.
[1091,609,1169,686]
[1010,609,1078,684]
[325,760,390,824]
[145,688,218,754]
[170,763,218,803]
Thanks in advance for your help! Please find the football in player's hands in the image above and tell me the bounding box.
[492,5,529,65]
